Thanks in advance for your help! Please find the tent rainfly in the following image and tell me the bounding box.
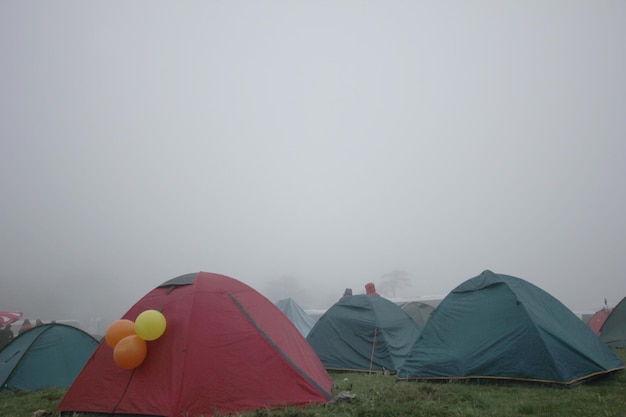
[275,298,316,337]
[599,296,626,348]
[306,294,420,373]
[587,307,612,336]
[0,323,98,391]
[397,270,625,385]
[395,300,435,328]
[57,272,332,417]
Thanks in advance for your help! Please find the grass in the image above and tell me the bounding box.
[0,387,66,417]
[1,350,625,417]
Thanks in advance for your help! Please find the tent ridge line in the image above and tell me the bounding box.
[0,324,51,387]
[227,292,332,400]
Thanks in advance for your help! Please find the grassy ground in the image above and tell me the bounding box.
[2,350,625,417]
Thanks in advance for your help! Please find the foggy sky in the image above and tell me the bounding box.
[1,2,625,332]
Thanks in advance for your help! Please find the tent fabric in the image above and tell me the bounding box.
[0,323,98,391]
[397,270,625,385]
[275,298,316,337]
[600,296,626,348]
[588,307,612,336]
[306,294,420,373]
[57,272,332,417]
[0,311,22,327]
[396,301,435,328]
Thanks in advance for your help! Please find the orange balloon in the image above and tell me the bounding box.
[105,319,136,349]
[113,335,147,369]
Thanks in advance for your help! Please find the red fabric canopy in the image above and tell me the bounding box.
[588,308,612,336]
[0,311,22,327]
[57,272,332,417]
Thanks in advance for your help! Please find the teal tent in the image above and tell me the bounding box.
[397,270,625,385]
[600,296,626,348]
[0,323,99,390]
[306,295,420,373]
[275,298,316,337]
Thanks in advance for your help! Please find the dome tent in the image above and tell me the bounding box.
[599,296,626,348]
[57,272,332,417]
[396,300,435,328]
[275,297,316,337]
[588,306,612,336]
[397,270,624,385]
[306,294,420,373]
[0,323,98,391]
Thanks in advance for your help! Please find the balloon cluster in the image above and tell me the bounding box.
[104,310,167,369]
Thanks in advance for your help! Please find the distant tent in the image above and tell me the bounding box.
[275,298,316,337]
[397,270,625,385]
[57,272,332,417]
[396,300,435,328]
[306,294,420,373]
[0,323,98,390]
[588,307,612,336]
[0,311,22,327]
[600,296,626,348]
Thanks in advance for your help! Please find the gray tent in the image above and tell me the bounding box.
[396,301,435,328]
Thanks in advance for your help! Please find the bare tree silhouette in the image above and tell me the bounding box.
[378,270,412,297]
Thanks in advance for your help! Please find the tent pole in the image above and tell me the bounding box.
[369,327,378,375]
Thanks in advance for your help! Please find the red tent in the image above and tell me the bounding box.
[0,311,22,327]
[57,272,332,417]
[588,307,613,336]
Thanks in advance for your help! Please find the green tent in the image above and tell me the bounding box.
[0,323,98,390]
[600,296,626,348]
[397,270,625,385]
[306,294,420,373]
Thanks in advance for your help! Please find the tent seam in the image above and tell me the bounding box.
[228,292,332,400]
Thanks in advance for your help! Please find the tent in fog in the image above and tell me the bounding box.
[57,272,332,417]
[600,296,626,348]
[397,270,625,385]
[0,323,98,391]
[588,307,612,336]
[0,311,22,327]
[395,300,435,328]
[275,298,316,337]
[306,294,420,373]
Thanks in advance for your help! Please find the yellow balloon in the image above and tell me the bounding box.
[135,310,167,341]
